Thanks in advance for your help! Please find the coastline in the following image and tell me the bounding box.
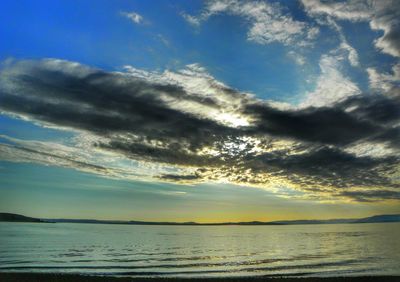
[1,273,399,282]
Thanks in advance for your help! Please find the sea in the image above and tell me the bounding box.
[0,222,399,278]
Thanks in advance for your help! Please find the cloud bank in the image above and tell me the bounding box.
[0,58,399,202]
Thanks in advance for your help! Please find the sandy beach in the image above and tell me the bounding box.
[1,273,399,282]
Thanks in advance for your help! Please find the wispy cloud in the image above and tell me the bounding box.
[121,11,143,24]
[181,13,201,27]
[301,0,400,105]
[287,51,306,66]
[367,63,400,98]
[301,0,400,58]
[325,17,359,67]
[182,0,319,47]
[0,58,399,202]
[0,134,170,182]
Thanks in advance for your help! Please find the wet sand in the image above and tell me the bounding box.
[0,273,399,282]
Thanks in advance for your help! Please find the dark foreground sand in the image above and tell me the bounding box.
[0,273,399,282]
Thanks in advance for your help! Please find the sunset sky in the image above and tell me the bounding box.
[0,0,399,222]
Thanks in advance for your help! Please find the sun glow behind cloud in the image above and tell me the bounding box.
[0,0,399,213]
[0,56,399,203]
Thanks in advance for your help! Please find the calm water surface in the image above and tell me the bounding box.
[0,222,399,277]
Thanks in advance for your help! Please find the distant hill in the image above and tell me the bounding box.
[268,219,357,225]
[259,214,400,225]
[44,214,400,226]
[2,212,400,225]
[354,214,400,223]
[0,213,45,223]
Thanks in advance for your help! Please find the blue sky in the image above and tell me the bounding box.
[0,0,399,221]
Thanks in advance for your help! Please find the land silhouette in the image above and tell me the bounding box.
[1,212,400,225]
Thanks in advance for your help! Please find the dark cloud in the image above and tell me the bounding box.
[98,140,224,167]
[339,95,400,125]
[244,103,378,145]
[250,147,399,189]
[0,59,399,202]
[159,173,201,182]
[373,127,400,149]
[0,60,236,152]
[243,95,400,146]
[338,190,400,202]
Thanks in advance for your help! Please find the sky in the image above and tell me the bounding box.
[0,0,399,222]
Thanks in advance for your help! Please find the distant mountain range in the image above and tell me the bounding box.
[1,212,400,226]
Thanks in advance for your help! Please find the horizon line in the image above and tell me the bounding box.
[2,212,400,225]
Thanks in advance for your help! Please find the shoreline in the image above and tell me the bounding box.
[1,273,399,282]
